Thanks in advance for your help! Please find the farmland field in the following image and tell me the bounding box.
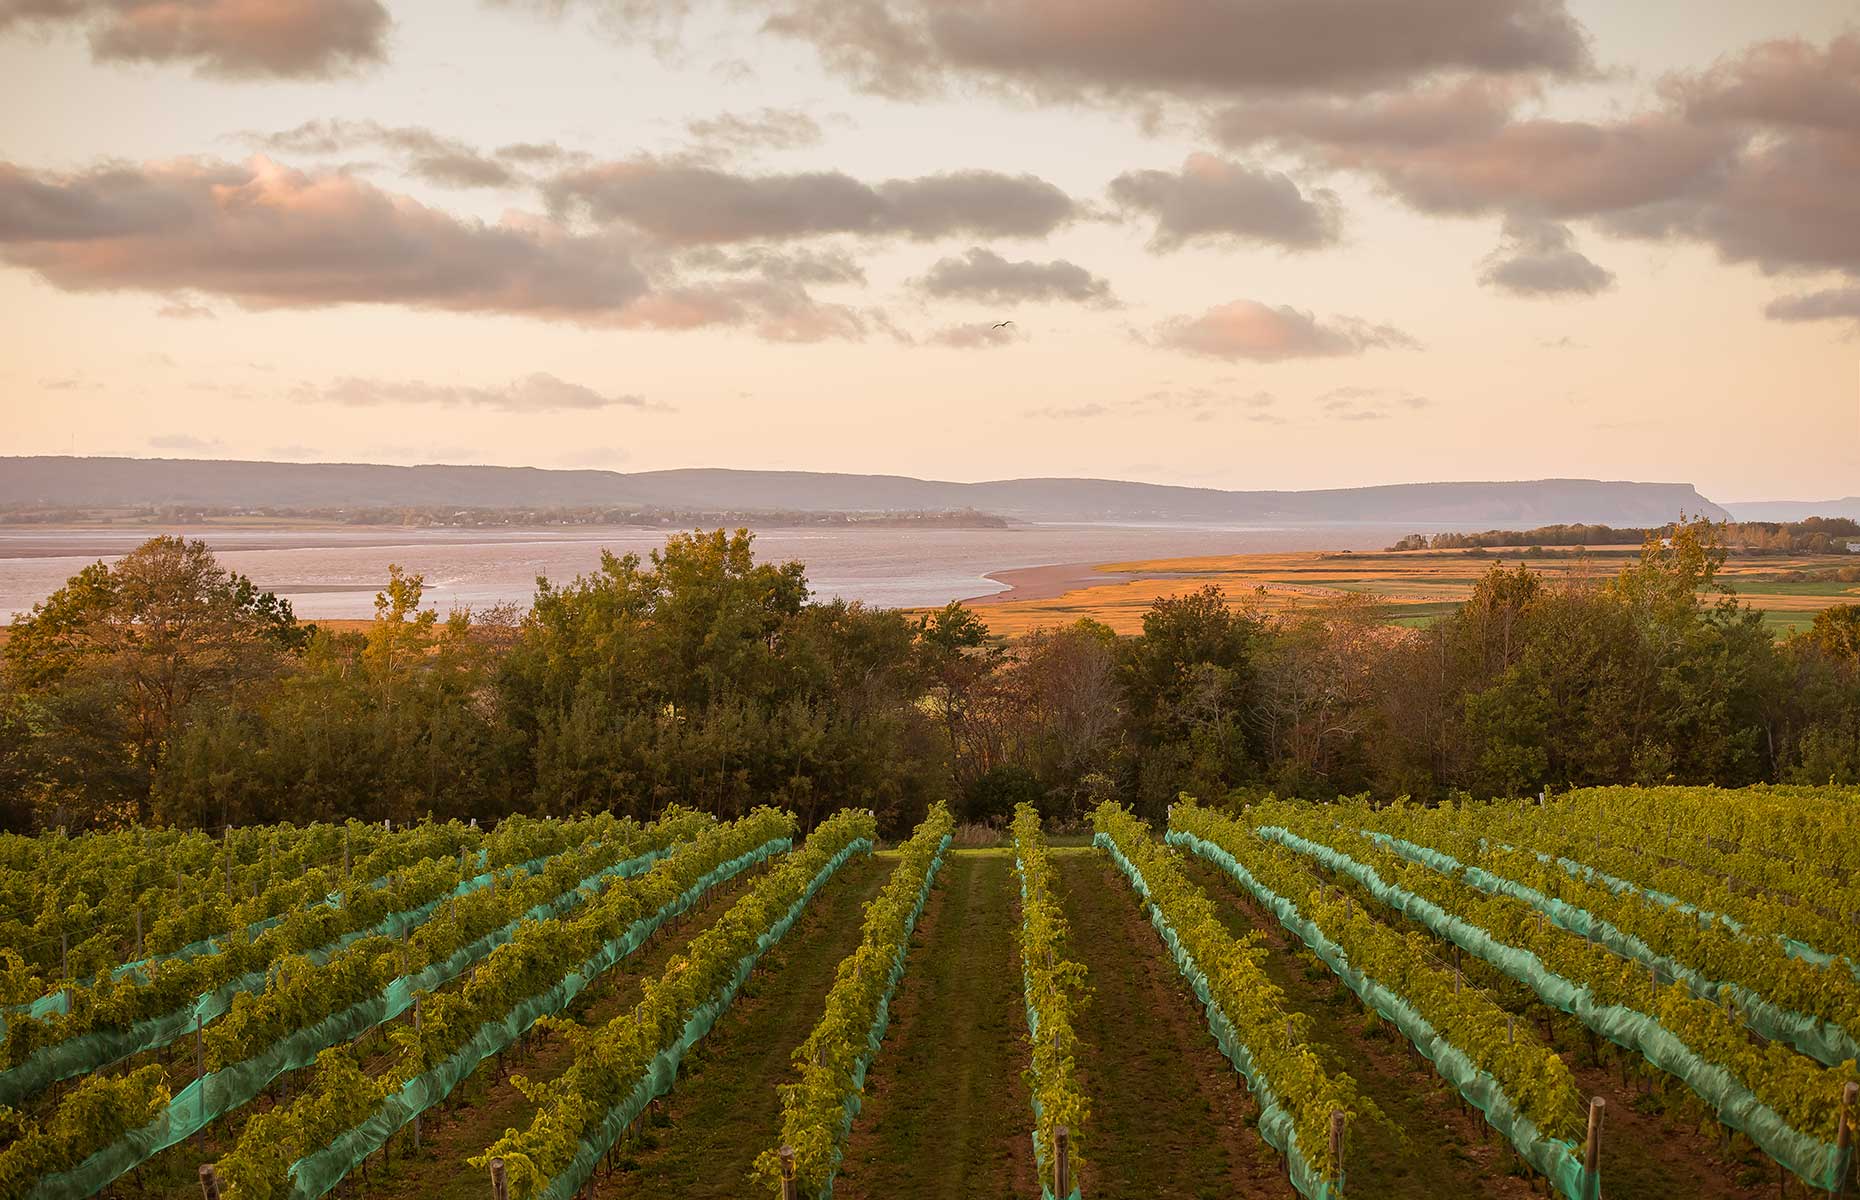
[969,547,1860,636]
[4,787,1859,1199]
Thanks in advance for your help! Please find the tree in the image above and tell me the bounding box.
[4,537,302,826]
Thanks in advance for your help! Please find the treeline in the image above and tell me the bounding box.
[2,524,1857,836]
[1391,517,1860,555]
[0,504,1010,530]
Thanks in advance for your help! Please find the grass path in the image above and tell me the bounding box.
[1053,849,1286,1200]
[834,851,1037,1200]
[593,852,888,1199]
[1177,854,1536,1200]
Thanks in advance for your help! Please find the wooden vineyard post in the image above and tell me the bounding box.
[1055,1125,1071,1198]
[1507,1013,1516,1046]
[135,906,143,959]
[1329,1110,1346,1193]
[1582,1097,1604,1195]
[343,828,351,879]
[778,1145,798,1200]
[1837,1081,1858,1198]
[412,994,424,1152]
[199,1164,221,1200]
[489,1158,509,1200]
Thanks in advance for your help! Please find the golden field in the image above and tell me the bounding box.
[967,546,1860,638]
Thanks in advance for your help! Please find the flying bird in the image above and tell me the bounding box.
[992,320,1013,329]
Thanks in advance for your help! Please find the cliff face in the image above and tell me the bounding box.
[0,457,1730,527]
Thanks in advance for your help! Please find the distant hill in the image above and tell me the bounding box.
[0,457,1731,527]
[1723,498,1860,522]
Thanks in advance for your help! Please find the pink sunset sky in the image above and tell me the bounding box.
[1,0,1856,500]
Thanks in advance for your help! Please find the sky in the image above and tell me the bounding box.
[0,0,1856,503]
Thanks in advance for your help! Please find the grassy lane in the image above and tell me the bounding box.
[594,853,889,1200]
[1052,848,1285,1200]
[1178,855,1536,1200]
[834,850,1036,1200]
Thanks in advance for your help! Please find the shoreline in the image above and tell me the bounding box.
[964,561,1137,606]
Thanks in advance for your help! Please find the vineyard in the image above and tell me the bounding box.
[2,786,1858,1199]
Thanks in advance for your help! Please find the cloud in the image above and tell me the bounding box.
[1317,385,1429,421]
[1207,33,1860,305]
[1109,154,1342,251]
[1154,300,1418,361]
[754,0,1591,100]
[156,297,216,319]
[1663,32,1860,132]
[915,246,1110,305]
[546,159,1078,244]
[1026,387,1284,422]
[1764,287,1860,324]
[2,0,391,79]
[928,320,1022,348]
[684,108,824,154]
[148,433,224,450]
[252,120,519,188]
[296,371,658,411]
[677,245,866,285]
[0,156,651,319]
[1478,216,1613,296]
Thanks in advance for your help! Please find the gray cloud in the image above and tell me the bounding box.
[1479,216,1613,296]
[684,107,824,154]
[756,0,1590,100]
[1154,300,1418,361]
[545,159,1079,244]
[677,245,866,285]
[928,320,1022,349]
[297,372,657,411]
[1109,154,1341,251]
[156,297,216,319]
[253,120,520,188]
[0,157,651,320]
[1207,33,1860,309]
[1764,287,1860,324]
[1026,387,1285,422]
[1317,385,1429,421]
[148,433,224,450]
[2,0,391,79]
[916,246,1110,305]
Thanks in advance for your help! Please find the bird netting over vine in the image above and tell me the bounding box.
[285,836,793,1200]
[1256,826,1852,1194]
[1167,829,1595,1200]
[26,844,681,1200]
[1092,832,1339,1200]
[527,837,873,1200]
[1366,831,1860,1066]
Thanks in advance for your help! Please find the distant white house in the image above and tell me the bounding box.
[1848,541,1860,553]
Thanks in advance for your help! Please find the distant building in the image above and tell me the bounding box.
[1848,541,1860,553]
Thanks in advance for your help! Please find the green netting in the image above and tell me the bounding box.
[286,836,794,1200]
[1012,855,1082,1200]
[0,849,578,1100]
[810,833,950,1200]
[1258,825,1851,1193]
[1496,839,1860,982]
[3,848,550,1031]
[535,838,875,1200]
[1367,831,1860,1067]
[25,844,681,1200]
[1091,833,1338,1200]
[1167,830,1595,1200]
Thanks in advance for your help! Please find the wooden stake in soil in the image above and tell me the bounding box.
[489,1158,509,1200]
[412,994,424,1152]
[778,1146,797,1200]
[1836,1081,1858,1198]
[199,1164,222,1200]
[1329,1110,1346,1190]
[1055,1125,1072,1198]
[1582,1097,1604,1193]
